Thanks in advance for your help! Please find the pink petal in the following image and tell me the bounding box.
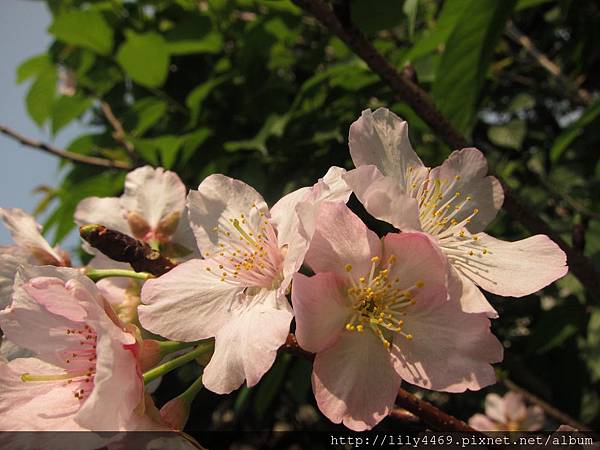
[485,393,507,423]
[187,174,268,254]
[76,328,142,430]
[504,391,527,422]
[457,233,568,297]
[0,358,84,430]
[428,148,504,233]
[291,272,351,353]
[312,331,401,431]
[381,232,447,301]
[304,202,380,277]
[392,296,503,392]
[468,413,500,432]
[0,208,64,265]
[448,267,498,317]
[139,259,240,341]
[344,166,422,231]
[23,278,87,322]
[349,108,425,183]
[121,166,186,230]
[522,405,545,431]
[202,289,292,394]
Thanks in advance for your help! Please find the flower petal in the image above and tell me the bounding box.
[349,108,425,185]
[187,174,268,254]
[428,148,504,233]
[344,166,422,231]
[312,330,401,431]
[468,413,500,432]
[485,393,507,423]
[0,358,84,430]
[0,248,27,310]
[202,289,292,394]
[381,232,447,297]
[0,208,64,265]
[522,406,545,431]
[305,202,380,277]
[504,392,527,422]
[291,272,351,353]
[121,166,186,229]
[456,233,568,297]
[392,295,503,392]
[139,259,239,341]
[448,266,498,317]
[74,197,130,234]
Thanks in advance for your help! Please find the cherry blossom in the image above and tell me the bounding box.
[344,108,568,315]
[75,165,197,259]
[138,168,350,394]
[469,392,545,432]
[0,208,70,310]
[0,266,163,431]
[292,202,502,431]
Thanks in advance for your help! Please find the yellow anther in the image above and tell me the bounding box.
[383,340,391,348]
[483,249,488,254]
[371,256,380,263]
[405,334,413,340]
[345,323,353,331]
[416,280,424,288]
[206,267,211,272]
[455,191,461,197]
[473,208,479,215]
[345,264,353,272]
[469,251,474,256]
[472,235,479,241]
[455,175,461,181]
[356,325,364,332]
[359,277,366,284]
[388,255,396,265]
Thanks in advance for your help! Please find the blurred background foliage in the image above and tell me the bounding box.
[14,0,600,440]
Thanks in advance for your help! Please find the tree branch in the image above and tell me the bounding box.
[505,22,592,107]
[99,100,138,159]
[0,124,133,170]
[290,0,600,297]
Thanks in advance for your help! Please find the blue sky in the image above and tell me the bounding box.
[0,1,89,250]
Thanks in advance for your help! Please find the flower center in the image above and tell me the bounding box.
[21,324,97,402]
[204,203,284,289]
[344,255,423,348]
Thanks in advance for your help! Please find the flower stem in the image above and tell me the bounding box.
[85,268,154,281]
[158,340,196,355]
[143,341,213,385]
[179,374,204,405]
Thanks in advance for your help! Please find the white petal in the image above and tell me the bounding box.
[455,233,568,297]
[138,259,240,341]
[187,174,268,254]
[121,166,187,229]
[74,197,130,234]
[202,289,292,394]
[349,108,425,185]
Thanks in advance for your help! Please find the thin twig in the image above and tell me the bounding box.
[99,100,137,158]
[290,0,600,298]
[503,378,590,431]
[505,22,592,107]
[0,124,133,170]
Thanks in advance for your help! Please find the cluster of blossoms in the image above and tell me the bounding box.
[0,108,567,433]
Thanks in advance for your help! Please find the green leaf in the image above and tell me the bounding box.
[550,99,600,162]
[49,10,114,55]
[431,0,517,135]
[123,97,168,137]
[180,128,212,165]
[516,0,556,11]
[508,93,536,112]
[185,74,230,126]
[252,354,291,421]
[487,120,526,150]
[116,31,170,88]
[133,136,183,168]
[351,0,405,33]
[51,94,93,135]
[224,114,288,156]
[165,16,223,55]
[16,54,51,84]
[26,68,57,127]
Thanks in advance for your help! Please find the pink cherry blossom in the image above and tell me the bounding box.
[344,108,568,316]
[292,202,503,431]
[469,392,545,432]
[0,266,163,431]
[138,168,350,394]
[0,208,70,310]
[75,165,197,259]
